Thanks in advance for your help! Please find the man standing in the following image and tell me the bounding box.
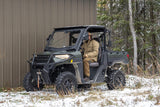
[81,33,99,81]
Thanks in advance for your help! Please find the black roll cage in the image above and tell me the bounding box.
[44,25,111,52]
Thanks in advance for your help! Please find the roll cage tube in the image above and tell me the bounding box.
[107,30,112,47]
[45,30,55,49]
[81,26,109,52]
[44,26,111,52]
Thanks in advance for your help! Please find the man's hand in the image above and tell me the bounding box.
[83,54,88,58]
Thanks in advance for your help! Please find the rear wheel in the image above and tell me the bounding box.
[106,70,125,90]
[55,72,77,95]
[23,72,44,91]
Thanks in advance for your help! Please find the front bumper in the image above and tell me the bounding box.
[30,64,52,85]
[29,53,74,85]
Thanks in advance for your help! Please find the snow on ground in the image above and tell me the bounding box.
[0,75,160,107]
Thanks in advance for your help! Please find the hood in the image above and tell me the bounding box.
[37,50,76,56]
[37,51,52,55]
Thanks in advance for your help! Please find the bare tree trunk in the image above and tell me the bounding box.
[128,0,138,73]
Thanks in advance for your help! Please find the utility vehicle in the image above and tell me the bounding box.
[23,25,129,94]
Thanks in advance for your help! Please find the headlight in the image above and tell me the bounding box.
[55,54,70,59]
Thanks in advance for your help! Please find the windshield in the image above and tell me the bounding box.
[48,29,82,48]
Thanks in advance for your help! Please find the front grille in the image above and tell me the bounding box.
[34,55,50,63]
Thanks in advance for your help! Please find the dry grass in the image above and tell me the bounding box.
[155,95,160,105]
[41,95,54,101]
[0,87,24,92]
[135,82,142,89]
[148,94,154,100]
[83,95,100,102]
[20,93,30,95]
[75,100,81,106]
[0,101,5,103]
[126,54,160,76]
[129,90,151,96]
[100,99,114,106]
[9,99,23,103]
[133,97,142,103]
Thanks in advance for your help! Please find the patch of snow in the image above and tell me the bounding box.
[0,75,160,107]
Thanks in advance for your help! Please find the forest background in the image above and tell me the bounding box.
[97,0,160,75]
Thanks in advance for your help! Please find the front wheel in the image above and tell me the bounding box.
[106,70,126,90]
[55,72,77,95]
[23,72,44,91]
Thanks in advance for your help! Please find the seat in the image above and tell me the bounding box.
[89,62,99,67]
[89,38,101,67]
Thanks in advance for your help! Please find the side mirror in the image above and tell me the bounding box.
[47,34,52,41]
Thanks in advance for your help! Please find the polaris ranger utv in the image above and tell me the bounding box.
[24,25,129,94]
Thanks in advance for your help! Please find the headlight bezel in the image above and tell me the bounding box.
[54,54,70,60]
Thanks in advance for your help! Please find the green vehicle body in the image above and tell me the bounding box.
[24,25,129,94]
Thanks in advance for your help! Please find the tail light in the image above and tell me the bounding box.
[127,54,129,59]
